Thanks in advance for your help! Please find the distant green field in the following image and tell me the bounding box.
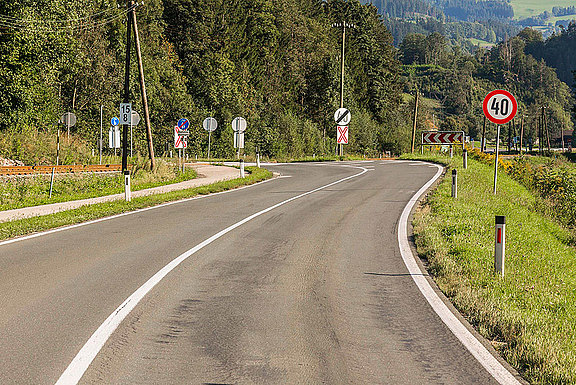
[468,38,495,48]
[511,0,576,19]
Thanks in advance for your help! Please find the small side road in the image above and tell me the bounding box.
[0,164,240,223]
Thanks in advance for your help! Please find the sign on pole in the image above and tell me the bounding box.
[422,131,465,145]
[232,117,247,133]
[59,112,77,128]
[337,126,349,145]
[234,132,245,149]
[109,126,121,148]
[111,117,120,127]
[174,126,187,149]
[119,103,132,125]
[483,90,517,125]
[131,111,141,126]
[203,117,218,132]
[334,108,351,126]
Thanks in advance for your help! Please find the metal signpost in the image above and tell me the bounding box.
[334,108,351,156]
[483,90,517,194]
[203,117,218,160]
[232,117,247,158]
[175,118,190,172]
[130,111,141,157]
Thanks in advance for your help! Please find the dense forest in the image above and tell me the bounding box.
[0,0,575,164]
[0,0,417,162]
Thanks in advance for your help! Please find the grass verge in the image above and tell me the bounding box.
[0,166,272,242]
[0,157,197,211]
[404,153,576,384]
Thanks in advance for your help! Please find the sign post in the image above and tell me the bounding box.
[483,90,517,194]
[175,118,189,172]
[203,117,218,160]
[334,108,351,156]
[232,117,247,159]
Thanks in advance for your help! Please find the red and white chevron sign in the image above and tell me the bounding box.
[422,131,464,145]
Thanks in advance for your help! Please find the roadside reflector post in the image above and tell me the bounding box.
[463,148,468,169]
[450,145,453,158]
[124,170,132,202]
[451,169,457,198]
[240,159,245,178]
[494,216,506,277]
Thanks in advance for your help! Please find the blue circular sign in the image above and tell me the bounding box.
[111,117,120,126]
[177,118,190,131]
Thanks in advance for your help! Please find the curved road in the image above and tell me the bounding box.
[0,161,519,384]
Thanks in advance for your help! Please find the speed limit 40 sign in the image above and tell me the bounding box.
[483,90,517,124]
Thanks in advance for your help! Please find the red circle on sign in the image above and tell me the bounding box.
[483,89,517,125]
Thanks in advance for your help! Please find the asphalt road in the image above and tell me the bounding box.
[0,161,513,384]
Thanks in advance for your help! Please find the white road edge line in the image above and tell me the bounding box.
[398,162,521,385]
[55,165,368,385]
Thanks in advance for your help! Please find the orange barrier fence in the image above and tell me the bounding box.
[0,164,124,176]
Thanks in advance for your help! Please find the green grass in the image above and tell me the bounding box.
[0,167,273,241]
[468,38,496,48]
[511,0,576,19]
[405,153,576,384]
[0,160,197,211]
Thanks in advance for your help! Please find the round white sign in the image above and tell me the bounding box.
[60,112,77,128]
[203,117,218,132]
[334,108,351,125]
[232,117,247,133]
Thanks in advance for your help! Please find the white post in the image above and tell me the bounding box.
[130,122,133,157]
[450,145,453,158]
[240,159,245,178]
[494,216,506,277]
[124,171,132,202]
[451,169,457,198]
[208,130,212,160]
[257,153,260,168]
[463,148,468,169]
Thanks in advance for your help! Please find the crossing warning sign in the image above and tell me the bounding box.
[337,126,349,145]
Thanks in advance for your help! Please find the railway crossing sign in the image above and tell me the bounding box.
[334,108,351,126]
[337,126,349,144]
[422,131,464,145]
[483,90,517,125]
[174,126,187,149]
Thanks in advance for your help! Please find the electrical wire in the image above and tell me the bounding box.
[0,4,139,33]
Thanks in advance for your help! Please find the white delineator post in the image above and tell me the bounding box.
[463,148,468,169]
[124,171,132,202]
[257,152,261,168]
[240,159,245,178]
[494,215,506,277]
[451,169,457,198]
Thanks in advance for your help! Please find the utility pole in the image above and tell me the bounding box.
[543,106,551,151]
[411,90,419,153]
[332,21,355,157]
[132,6,155,170]
[519,115,524,155]
[121,1,134,173]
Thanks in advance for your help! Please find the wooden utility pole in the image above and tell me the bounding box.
[411,91,419,153]
[543,106,551,151]
[481,116,486,152]
[121,1,134,173]
[132,7,156,170]
[519,115,524,155]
